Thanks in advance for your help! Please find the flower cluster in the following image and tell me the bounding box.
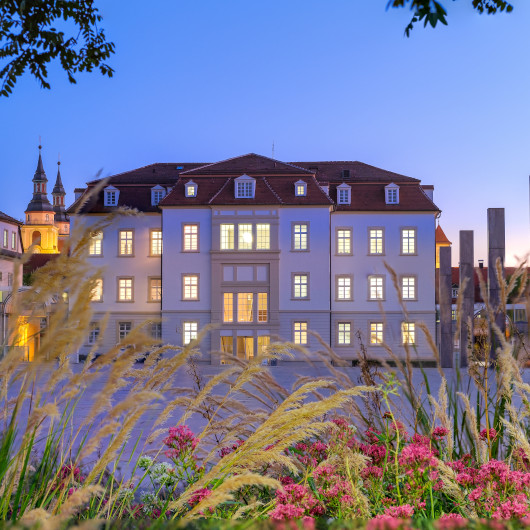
[163,425,199,460]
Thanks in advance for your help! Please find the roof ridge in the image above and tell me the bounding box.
[208,177,232,204]
[262,177,284,204]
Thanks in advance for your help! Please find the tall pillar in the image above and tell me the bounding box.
[459,231,474,368]
[439,246,453,367]
[487,208,506,358]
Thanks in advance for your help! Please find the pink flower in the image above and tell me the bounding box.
[218,439,244,458]
[383,504,415,518]
[361,465,384,480]
[269,503,305,520]
[492,499,530,520]
[163,425,199,460]
[189,487,212,507]
[436,513,467,529]
[398,443,438,474]
[367,515,409,530]
[479,428,497,441]
[432,427,450,440]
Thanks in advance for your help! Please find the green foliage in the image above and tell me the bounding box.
[0,0,115,96]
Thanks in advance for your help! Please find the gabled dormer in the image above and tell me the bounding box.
[294,180,307,197]
[104,185,119,207]
[234,174,255,199]
[336,183,351,205]
[151,185,166,206]
[385,183,399,205]
[185,180,197,198]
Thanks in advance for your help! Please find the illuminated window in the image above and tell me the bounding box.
[119,230,133,256]
[89,231,102,256]
[294,321,308,345]
[337,322,351,345]
[237,336,254,359]
[183,274,199,300]
[183,224,199,252]
[295,180,307,196]
[220,224,235,250]
[401,276,416,300]
[401,229,416,255]
[149,277,162,301]
[293,274,309,299]
[402,322,416,345]
[150,230,162,255]
[337,228,352,255]
[11,232,16,250]
[3,229,7,248]
[258,335,270,355]
[385,183,399,204]
[183,322,198,345]
[118,322,132,342]
[451,309,457,321]
[87,322,100,345]
[185,180,197,197]
[369,229,384,255]
[370,322,383,344]
[256,224,270,250]
[220,336,233,360]
[237,293,254,322]
[368,276,384,300]
[336,276,352,300]
[223,293,234,322]
[238,224,253,250]
[118,277,133,301]
[91,278,103,302]
[293,223,308,251]
[258,292,268,322]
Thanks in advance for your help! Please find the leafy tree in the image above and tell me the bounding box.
[0,0,114,96]
[389,0,514,36]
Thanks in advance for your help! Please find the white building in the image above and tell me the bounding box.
[0,211,23,298]
[69,154,440,364]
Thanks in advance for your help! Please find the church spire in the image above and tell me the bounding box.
[52,159,68,222]
[26,144,53,213]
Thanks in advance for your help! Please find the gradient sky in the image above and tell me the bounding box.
[1,0,529,265]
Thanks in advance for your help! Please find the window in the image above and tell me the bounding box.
[151,322,162,341]
[256,224,270,250]
[88,323,100,345]
[292,223,309,251]
[337,322,351,345]
[104,186,119,206]
[385,183,399,204]
[235,175,255,198]
[11,232,16,250]
[91,279,103,302]
[401,229,416,255]
[7,273,13,287]
[402,322,416,344]
[336,276,352,300]
[293,274,309,299]
[150,230,162,256]
[370,322,384,344]
[451,309,457,321]
[514,309,527,322]
[223,293,234,322]
[401,276,416,300]
[89,231,103,256]
[118,322,132,342]
[258,335,270,355]
[119,230,133,256]
[295,180,307,196]
[369,228,384,255]
[151,186,165,205]
[237,293,254,322]
[149,277,162,301]
[183,274,199,300]
[238,224,253,250]
[337,228,352,255]
[294,321,308,345]
[452,287,459,298]
[237,336,254,359]
[185,180,197,198]
[3,229,7,248]
[118,277,133,301]
[220,224,235,250]
[258,292,268,322]
[183,224,199,252]
[183,322,198,345]
[369,276,384,300]
[337,184,351,205]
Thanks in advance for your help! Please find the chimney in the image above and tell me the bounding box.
[478,259,484,269]
[74,188,85,201]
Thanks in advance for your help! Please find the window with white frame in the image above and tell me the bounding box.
[237,293,254,322]
[293,274,309,299]
[292,223,308,251]
[451,309,457,321]
[7,273,13,287]
[89,231,103,256]
[183,224,199,252]
[238,224,253,250]
[149,277,162,301]
[151,186,165,206]
[87,322,100,345]
[223,293,234,322]
[402,322,416,344]
[119,230,133,255]
[104,186,119,206]
[337,322,351,345]
[295,180,307,196]
[369,228,384,255]
[183,274,199,300]
[91,278,103,302]
[401,276,416,300]
[183,321,198,345]
[401,228,416,255]
[11,232,16,250]
[337,228,352,255]
[452,287,459,298]
[235,175,255,198]
[150,230,162,256]
[258,292,268,322]
[370,322,384,344]
[3,229,7,248]
[220,224,235,250]
[118,322,132,342]
[185,180,197,198]
[336,276,352,300]
[294,321,308,345]
[151,322,162,341]
[118,277,133,301]
[256,224,270,250]
[337,184,351,205]
[385,183,399,204]
[368,275,384,300]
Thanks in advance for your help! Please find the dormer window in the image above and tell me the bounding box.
[104,185,119,207]
[385,183,399,205]
[295,180,307,197]
[151,185,166,206]
[336,183,351,205]
[235,174,255,198]
[185,180,198,198]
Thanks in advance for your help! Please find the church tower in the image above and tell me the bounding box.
[52,160,70,251]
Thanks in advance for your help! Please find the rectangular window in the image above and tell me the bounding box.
[91,278,103,302]
[7,272,13,287]
[336,276,352,300]
[183,274,199,300]
[256,224,270,250]
[149,277,162,301]
[223,293,234,322]
[294,321,308,345]
[89,231,103,256]
[118,277,133,301]
[183,322,198,345]
[369,276,384,300]
[451,309,457,321]
[151,322,162,341]
[119,230,133,256]
[514,309,527,322]
[183,224,198,252]
[293,274,309,299]
[369,228,384,255]
[293,223,308,251]
[402,322,416,345]
[152,189,164,205]
[258,292,268,322]
[236,181,254,198]
[337,228,352,255]
[370,322,383,344]
[337,322,351,345]
[118,322,132,342]
[401,229,416,255]
[106,191,118,206]
[220,224,235,250]
[237,336,254,359]
[3,229,7,248]
[401,276,416,300]
[11,232,16,250]
[237,293,254,322]
[150,230,162,256]
[220,336,233,358]
[238,224,253,250]
[87,322,100,345]
[258,335,270,355]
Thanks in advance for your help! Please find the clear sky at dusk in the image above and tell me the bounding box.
[1,0,529,265]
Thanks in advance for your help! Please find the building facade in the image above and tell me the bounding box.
[69,154,440,364]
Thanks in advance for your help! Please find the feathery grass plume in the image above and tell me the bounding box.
[427,377,454,458]
[55,485,103,518]
[437,460,477,519]
[232,500,264,519]
[457,391,486,462]
[417,321,444,379]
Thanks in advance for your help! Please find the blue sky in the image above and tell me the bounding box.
[1,0,529,265]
